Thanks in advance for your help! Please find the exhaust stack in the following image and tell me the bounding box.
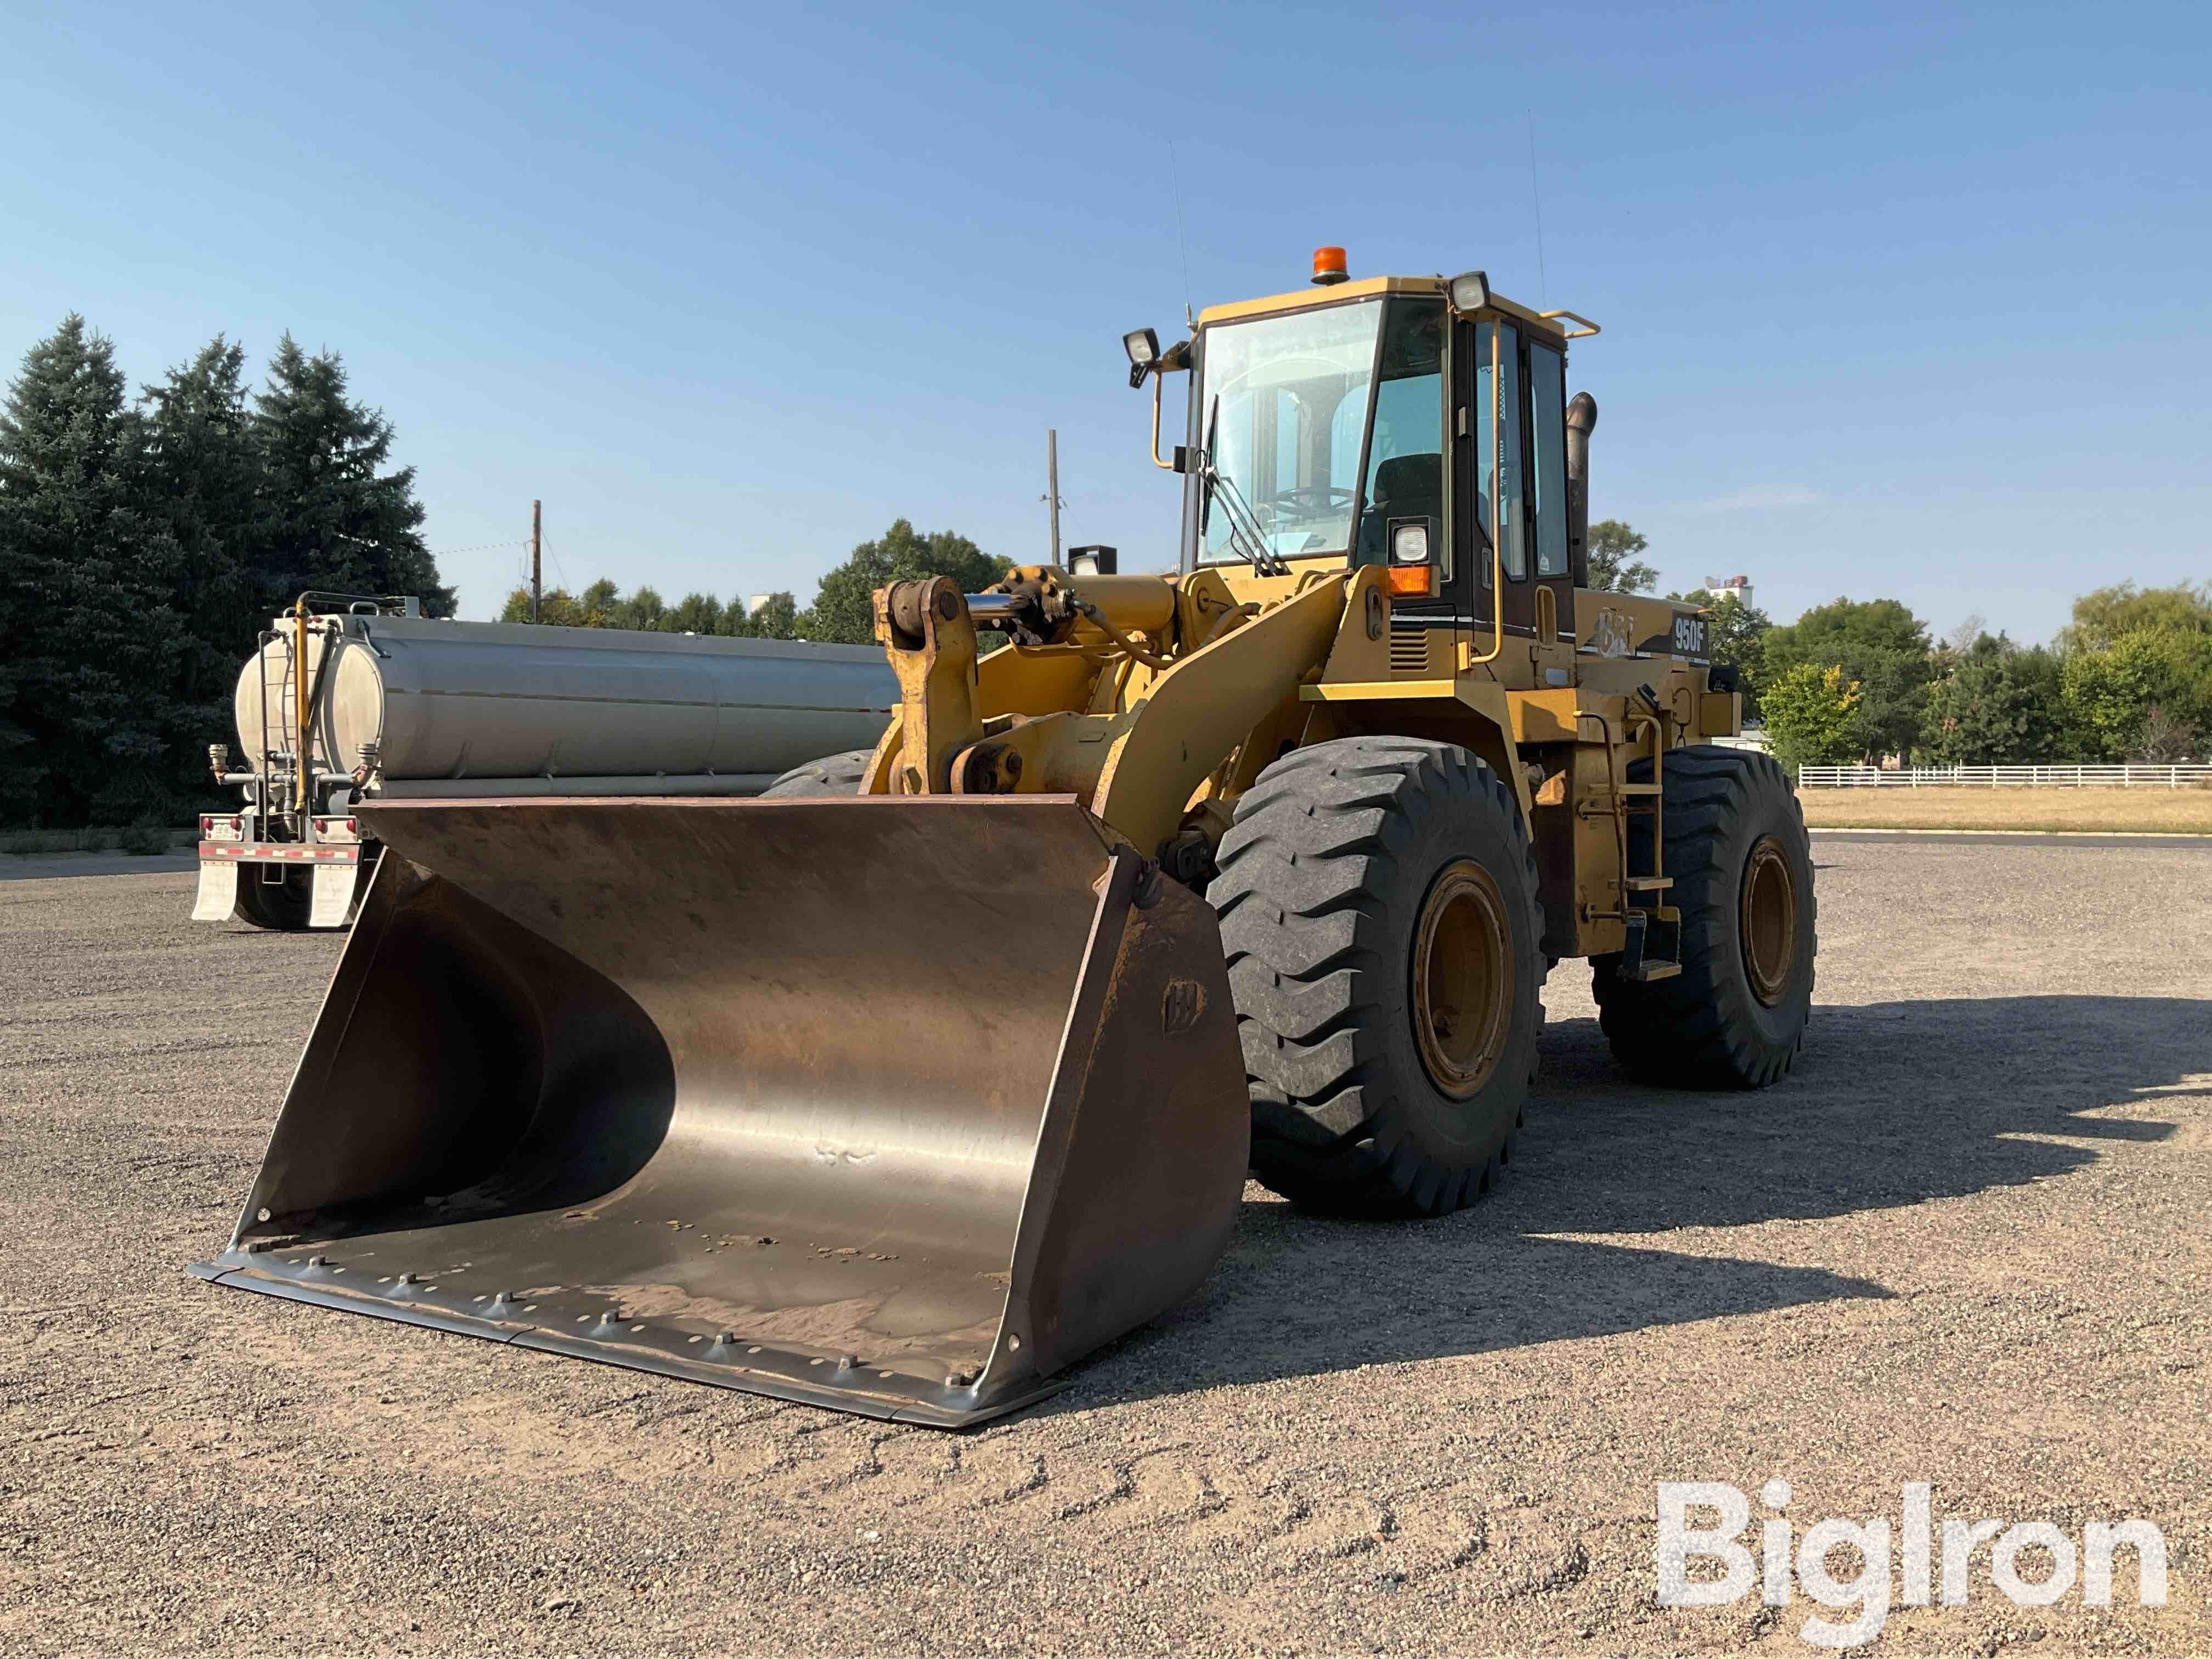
[1565,391,1598,590]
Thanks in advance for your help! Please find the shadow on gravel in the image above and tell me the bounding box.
[1523,995,2196,1236]
[1074,995,2200,1406]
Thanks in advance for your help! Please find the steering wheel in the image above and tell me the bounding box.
[1259,486,1357,517]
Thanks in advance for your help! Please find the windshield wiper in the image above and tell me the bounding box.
[1196,394,1290,577]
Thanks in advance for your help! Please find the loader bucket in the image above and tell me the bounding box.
[190,795,1247,1426]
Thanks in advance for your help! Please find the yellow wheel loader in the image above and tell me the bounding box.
[194,254,1815,1425]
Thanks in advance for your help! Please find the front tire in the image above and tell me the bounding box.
[1592,746,1815,1087]
[1209,737,1547,1218]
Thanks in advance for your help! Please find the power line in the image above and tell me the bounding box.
[427,537,530,558]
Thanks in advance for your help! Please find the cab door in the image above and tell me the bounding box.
[1525,337,1575,644]
[1358,298,1458,677]
[1453,318,1533,641]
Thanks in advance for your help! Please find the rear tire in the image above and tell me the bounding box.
[1209,737,1547,1218]
[232,866,313,930]
[1592,746,1815,1087]
[760,749,874,798]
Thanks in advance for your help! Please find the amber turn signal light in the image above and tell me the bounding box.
[1384,565,1436,598]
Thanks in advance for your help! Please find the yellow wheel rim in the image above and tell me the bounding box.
[1411,860,1514,1099]
[1741,837,1798,1006]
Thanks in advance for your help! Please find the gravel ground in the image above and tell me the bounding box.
[2,839,2207,1656]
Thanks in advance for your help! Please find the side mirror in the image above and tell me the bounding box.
[1123,326,1160,390]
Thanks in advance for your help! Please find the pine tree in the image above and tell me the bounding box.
[1922,635,2064,764]
[251,335,454,616]
[0,316,183,825]
[139,337,261,804]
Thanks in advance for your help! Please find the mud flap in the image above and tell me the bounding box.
[190,795,1247,1426]
[309,862,355,929]
[191,859,239,922]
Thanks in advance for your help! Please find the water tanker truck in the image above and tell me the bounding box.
[193,594,897,929]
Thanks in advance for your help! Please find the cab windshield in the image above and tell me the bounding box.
[1195,300,1380,564]
[1195,297,1447,569]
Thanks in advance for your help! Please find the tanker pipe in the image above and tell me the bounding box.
[1565,392,1598,591]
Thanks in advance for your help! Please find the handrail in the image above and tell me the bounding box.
[1539,308,1602,339]
[1149,372,1175,471]
[1465,321,1507,667]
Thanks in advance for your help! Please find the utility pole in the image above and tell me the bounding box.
[1043,430,1063,565]
[530,499,543,622]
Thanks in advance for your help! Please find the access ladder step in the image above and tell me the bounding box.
[1620,909,1682,983]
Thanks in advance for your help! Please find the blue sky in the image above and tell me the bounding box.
[3,1,2206,640]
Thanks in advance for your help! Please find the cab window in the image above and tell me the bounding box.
[1528,342,1568,578]
[1355,299,1446,567]
[1473,322,1526,582]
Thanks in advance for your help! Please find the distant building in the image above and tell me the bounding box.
[1703,573,1754,610]
[746,594,774,616]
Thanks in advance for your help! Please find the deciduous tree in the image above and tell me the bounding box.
[797,520,1008,645]
[1586,519,1657,594]
[1761,663,1863,773]
[2059,582,2212,653]
[1762,597,1932,760]
[1667,590,1770,716]
[2061,630,2212,760]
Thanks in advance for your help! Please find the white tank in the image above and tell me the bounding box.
[233,614,895,793]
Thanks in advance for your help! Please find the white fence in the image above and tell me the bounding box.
[1798,764,2212,789]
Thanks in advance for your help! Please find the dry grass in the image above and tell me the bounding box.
[1797,784,2212,833]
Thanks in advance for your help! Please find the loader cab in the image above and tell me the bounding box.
[1180,276,1579,653]
[1449,308,1577,649]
